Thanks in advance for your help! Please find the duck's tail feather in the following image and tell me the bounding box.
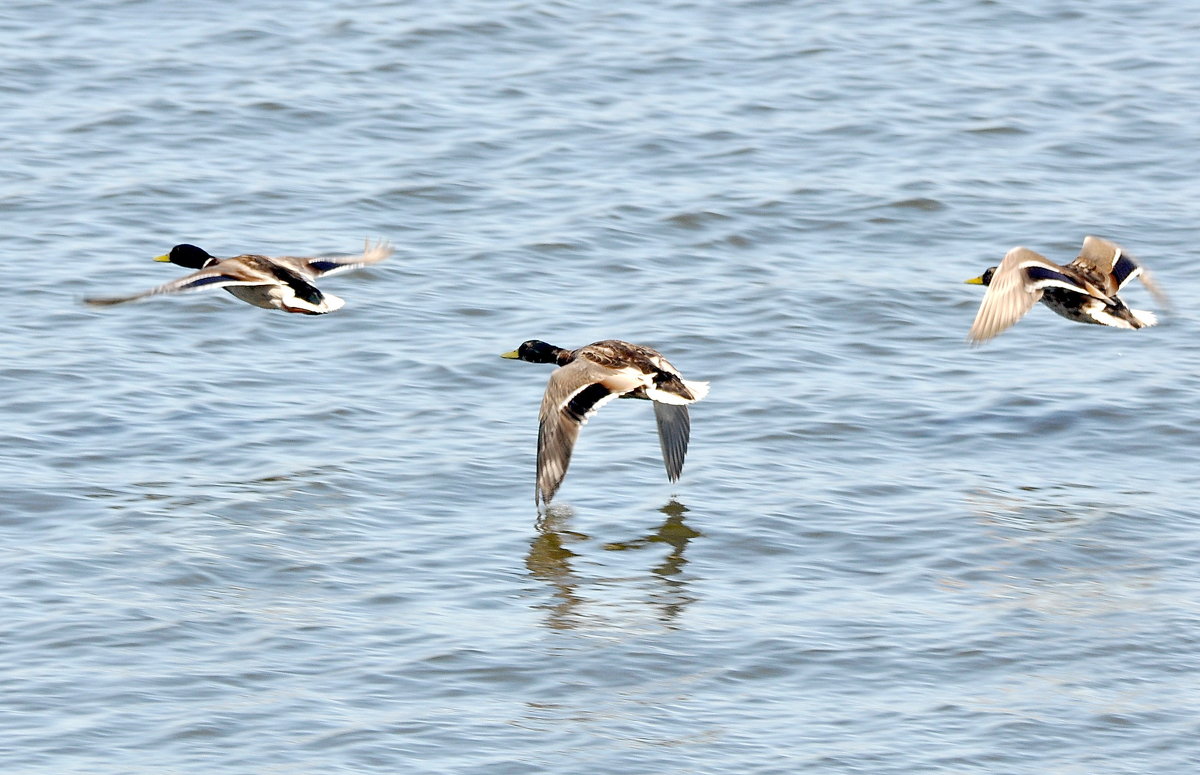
[1131,308,1157,328]
[647,377,709,405]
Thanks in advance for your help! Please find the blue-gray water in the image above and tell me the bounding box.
[4,1,1200,772]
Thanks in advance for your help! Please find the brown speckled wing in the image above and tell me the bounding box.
[1074,235,1169,308]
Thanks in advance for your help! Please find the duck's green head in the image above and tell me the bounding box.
[965,267,996,286]
[501,340,560,364]
[155,244,217,269]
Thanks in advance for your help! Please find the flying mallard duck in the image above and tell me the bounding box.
[966,236,1164,343]
[501,339,709,506]
[85,239,392,314]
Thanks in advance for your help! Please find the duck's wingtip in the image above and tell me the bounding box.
[83,295,129,307]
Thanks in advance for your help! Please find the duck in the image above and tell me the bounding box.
[965,235,1164,343]
[501,339,709,506]
[85,239,392,314]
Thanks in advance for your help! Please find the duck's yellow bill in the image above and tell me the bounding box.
[153,254,171,262]
[500,350,520,359]
[964,276,984,285]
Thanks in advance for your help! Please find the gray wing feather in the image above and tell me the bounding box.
[534,360,624,505]
[535,412,579,506]
[1136,266,1170,310]
[653,402,691,482]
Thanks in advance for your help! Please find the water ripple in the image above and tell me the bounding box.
[3,0,1200,772]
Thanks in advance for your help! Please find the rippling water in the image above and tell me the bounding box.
[5,0,1200,772]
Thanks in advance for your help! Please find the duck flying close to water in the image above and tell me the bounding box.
[501,339,710,506]
[85,239,393,314]
[965,235,1164,343]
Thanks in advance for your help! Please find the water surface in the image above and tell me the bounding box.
[3,1,1200,772]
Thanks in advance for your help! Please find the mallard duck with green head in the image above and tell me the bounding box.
[966,236,1164,343]
[501,339,709,506]
[86,239,392,314]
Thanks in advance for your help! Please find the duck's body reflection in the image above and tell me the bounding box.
[525,500,702,630]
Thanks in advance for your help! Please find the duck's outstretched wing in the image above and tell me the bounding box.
[84,267,272,307]
[1074,236,1132,290]
[968,247,1095,343]
[535,359,629,505]
[273,239,393,279]
[653,402,691,483]
[1075,235,1169,307]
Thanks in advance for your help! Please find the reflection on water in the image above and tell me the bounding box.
[954,483,1161,619]
[525,500,702,630]
[525,506,589,631]
[8,0,1199,767]
[605,500,701,625]
[964,483,1111,536]
[941,483,1174,721]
